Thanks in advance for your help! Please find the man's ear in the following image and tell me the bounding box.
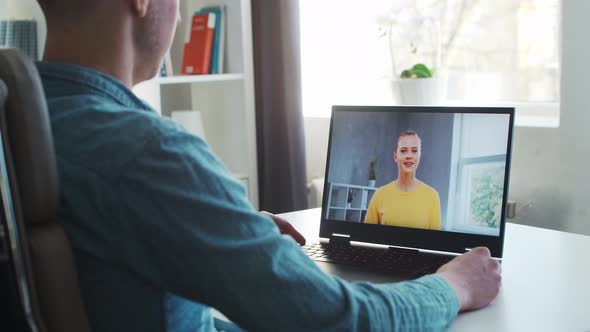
[132,0,150,18]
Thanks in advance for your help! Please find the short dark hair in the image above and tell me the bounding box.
[37,0,98,18]
[37,0,56,11]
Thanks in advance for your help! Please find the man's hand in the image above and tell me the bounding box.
[436,247,502,312]
[259,211,306,246]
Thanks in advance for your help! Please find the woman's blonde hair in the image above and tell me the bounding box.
[395,131,421,151]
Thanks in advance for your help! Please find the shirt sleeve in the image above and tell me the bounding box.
[107,126,459,331]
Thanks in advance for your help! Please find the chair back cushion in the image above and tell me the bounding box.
[0,48,58,226]
[0,48,91,332]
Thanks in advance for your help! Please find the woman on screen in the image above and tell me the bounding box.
[364,131,442,230]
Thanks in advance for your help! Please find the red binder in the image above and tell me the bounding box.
[181,12,216,75]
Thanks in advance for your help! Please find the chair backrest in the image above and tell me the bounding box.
[0,48,91,332]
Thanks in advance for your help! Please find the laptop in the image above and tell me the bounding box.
[302,105,514,282]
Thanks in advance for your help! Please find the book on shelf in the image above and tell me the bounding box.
[181,12,216,75]
[196,5,226,74]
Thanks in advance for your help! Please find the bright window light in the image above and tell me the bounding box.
[299,0,560,118]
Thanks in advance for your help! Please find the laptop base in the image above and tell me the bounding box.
[314,261,407,284]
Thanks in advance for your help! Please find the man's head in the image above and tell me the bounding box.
[38,0,180,86]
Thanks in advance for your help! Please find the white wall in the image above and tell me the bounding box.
[305,1,590,236]
[500,0,590,235]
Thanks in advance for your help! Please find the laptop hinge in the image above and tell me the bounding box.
[329,234,351,247]
[388,246,419,254]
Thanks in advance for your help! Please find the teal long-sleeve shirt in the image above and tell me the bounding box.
[36,61,460,332]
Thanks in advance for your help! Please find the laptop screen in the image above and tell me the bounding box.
[321,106,514,255]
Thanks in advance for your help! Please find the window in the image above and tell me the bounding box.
[458,159,505,231]
[299,0,560,121]
[446,113,509,235]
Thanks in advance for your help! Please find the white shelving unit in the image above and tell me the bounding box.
[326,182,377,223]
[133,0,259,208]
[157,73,244,85]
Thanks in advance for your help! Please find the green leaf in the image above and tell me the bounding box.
[400,64,433,79]
[411,64,432,78]
[369,158,378,180]
[400,70,413,78]
[412,63,430,72]
[412,68,431,78]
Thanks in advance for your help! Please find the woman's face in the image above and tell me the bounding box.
[394,135,421,175]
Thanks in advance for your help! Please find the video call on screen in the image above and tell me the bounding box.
[325,110,510,237]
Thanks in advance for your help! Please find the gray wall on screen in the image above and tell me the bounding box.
[327,110,454,224]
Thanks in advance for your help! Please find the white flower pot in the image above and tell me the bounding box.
[368,179,376,188]
[395,77,447,105]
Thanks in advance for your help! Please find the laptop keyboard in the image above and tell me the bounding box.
[302,242,455,278]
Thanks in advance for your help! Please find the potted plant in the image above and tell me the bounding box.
[368,158,378,187]
[400,63,433,79]
[398,62,447,105]
[378,7,448,105]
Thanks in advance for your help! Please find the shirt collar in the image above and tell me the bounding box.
[35,61,153,112]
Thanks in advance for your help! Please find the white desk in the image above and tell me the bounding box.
[279,208,590,332]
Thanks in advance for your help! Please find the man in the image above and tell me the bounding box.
[35,0,501,331]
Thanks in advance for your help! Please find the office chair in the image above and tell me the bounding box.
[0,48,91,332]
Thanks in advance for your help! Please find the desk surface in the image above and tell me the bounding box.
[279,208,590,332]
